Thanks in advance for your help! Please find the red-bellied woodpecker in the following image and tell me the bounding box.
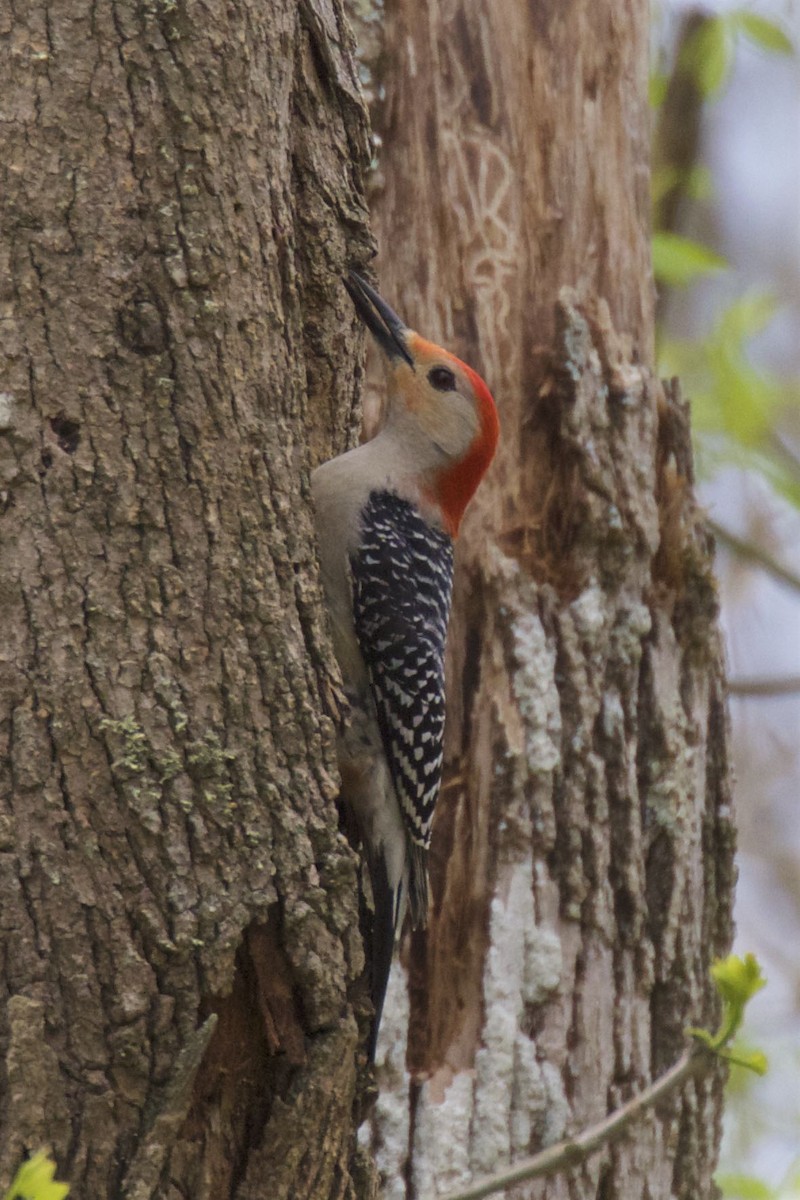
[312,271,499,1057]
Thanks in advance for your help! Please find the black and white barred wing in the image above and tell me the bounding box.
[350,491,454,852]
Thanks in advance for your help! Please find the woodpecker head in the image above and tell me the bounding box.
[344,270,499,537]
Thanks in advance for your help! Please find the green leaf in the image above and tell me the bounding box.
[649,70,669,108]
[712,952,767,1009]
[717,293,778,342]
[685,164,714,201]
[710,953,767,1048]
[711,295,796,450]
[682,17,735,95]
[717,1172,776,1200]
[653,232,727,286]
[687,953,768,1072]
[719,1045,769,1075]
[704,341,771,445]
[732,11,794,55]
[667,283,800,509]
[5,1151,70,1200]
[651,165,714,207]
[686,1025,716,1050]
[780,1163,800,1197]
[663,293,787,449]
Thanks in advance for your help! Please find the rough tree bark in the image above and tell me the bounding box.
[0,3,379,1198]
[356,2,736,1198]
[0,1,734,1198]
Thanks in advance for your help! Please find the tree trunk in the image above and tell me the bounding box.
[0,3,378,1197]
[0,0,735,1198]
[358,2,736,1197]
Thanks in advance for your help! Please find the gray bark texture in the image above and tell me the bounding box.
[0,2,379,1197]
[356,1,736,1198]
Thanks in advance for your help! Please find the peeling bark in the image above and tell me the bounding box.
[0,0,734,1196]
[360,2,735,1197]
[0,2,377,1197]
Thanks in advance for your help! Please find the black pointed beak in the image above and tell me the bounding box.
[344,270,414,368]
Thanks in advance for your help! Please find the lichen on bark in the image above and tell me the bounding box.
[359,2,735,1196]
[0,1,379,1196]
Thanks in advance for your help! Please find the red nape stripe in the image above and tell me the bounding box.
[431,359,499,538]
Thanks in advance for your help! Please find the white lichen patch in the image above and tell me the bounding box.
[510,1033,547,1154]
[401,861,564,1191]
[568,581,608,640]
[0,393,15,431]
[523,924,561,1006]
[407,859,541,1188]
[602,689,625,741]
[371,962,411,1200]
[621,600,652,645]
[411,1071,474,1198]
[510,605,560,775]
[539,1059,570,1144]
[468,855,538,1175]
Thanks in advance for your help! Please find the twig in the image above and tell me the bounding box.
[769,429,800,479]
[438,1049,704,1200]
[709,519,800,598]
[728,675,800,698]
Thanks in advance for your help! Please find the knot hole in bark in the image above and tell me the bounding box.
[49,413,81,454]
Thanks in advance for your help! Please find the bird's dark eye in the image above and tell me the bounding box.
[428,366,457,392]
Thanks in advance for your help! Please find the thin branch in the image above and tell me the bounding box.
[438,1049,704,1200]
[769,429,800,479]
[709,519,800,598]
[728,675,800,698]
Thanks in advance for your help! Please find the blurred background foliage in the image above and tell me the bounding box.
[652,2,800,1194]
